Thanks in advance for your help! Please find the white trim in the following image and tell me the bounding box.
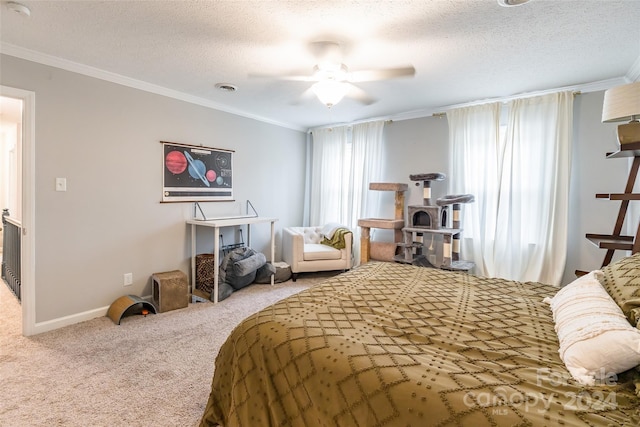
[30,292,154,333]
[0,85,36,336]
[627,55,640,82]
[29,292,153,333]
[399,77,628,118]
[0,43,306,133]
[31,305,110,335]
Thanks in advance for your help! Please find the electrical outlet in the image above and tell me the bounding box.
[123,273,133,286]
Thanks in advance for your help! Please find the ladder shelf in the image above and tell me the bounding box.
[583,143,640,270]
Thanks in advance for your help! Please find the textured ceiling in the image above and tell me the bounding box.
[1,0,639,130]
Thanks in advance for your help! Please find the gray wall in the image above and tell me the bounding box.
[565,91,629,284]
[1,54,306,324]
[370,116,450,243]
[383,116,451,209]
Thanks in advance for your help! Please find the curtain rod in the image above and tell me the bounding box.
[308,119,393,134]
[431,91,582,117]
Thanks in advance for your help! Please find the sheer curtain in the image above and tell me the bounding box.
[449,92,573,285]
[349,121,384,228]
[309,126,348,226]
[448,103,502,277]
[309,121,385,264]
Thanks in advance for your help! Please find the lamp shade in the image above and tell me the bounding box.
[311,80,349,107]
[602,81,640,123]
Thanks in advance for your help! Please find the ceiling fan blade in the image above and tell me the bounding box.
[248,71,318,82]
[349,66,415,82]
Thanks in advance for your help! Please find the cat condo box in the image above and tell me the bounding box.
[151,270,189,313]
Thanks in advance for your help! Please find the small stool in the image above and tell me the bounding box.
[151,270,189,313]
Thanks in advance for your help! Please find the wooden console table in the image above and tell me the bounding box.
[186,216,278,303]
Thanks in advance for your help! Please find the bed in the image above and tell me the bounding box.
[200,257,640,426]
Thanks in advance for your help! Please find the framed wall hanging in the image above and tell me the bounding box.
[161,141,234,202]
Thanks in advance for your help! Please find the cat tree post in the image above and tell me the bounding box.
[360,226,371,264]
[452,203,462,261]
[436,194,474,267]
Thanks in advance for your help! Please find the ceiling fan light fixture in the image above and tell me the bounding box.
[311,80,349,108]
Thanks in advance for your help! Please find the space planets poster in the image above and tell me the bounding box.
[161,141,234,202]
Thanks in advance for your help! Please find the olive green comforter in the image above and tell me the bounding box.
[200,262,639,426]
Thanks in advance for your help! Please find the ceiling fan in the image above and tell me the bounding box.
[250,41,416,108]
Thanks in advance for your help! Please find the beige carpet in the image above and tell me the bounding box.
[0,273,335,426]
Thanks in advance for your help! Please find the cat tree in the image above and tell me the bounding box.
[397,173,475,271]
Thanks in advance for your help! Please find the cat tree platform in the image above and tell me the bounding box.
[357,218,404,229]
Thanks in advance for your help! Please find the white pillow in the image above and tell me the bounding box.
[545,270,640,385]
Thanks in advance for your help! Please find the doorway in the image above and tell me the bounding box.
[1,86,35,336]
[1,95,22,299]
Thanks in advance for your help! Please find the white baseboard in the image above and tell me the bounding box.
[32,305,110,334]
[31,294,154,334]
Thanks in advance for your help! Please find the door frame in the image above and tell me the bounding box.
[1,85,36,336]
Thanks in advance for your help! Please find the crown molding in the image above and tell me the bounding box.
[388,77,629,121]
[627,54,640,82]
[430,78,627,114]
[0,43,306,132]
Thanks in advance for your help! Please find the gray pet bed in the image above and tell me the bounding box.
[214,247,267,301]
[254,261,292,284]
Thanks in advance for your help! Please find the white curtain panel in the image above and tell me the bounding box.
[309,126,348,227]
[498,92,573,284]
[448,103,502,278]
[349,121,384,226]
[309,121,385,265]
[349,121,384,264]
[449,92,573,285]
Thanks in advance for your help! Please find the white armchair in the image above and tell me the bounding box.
[282,226,353,281]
